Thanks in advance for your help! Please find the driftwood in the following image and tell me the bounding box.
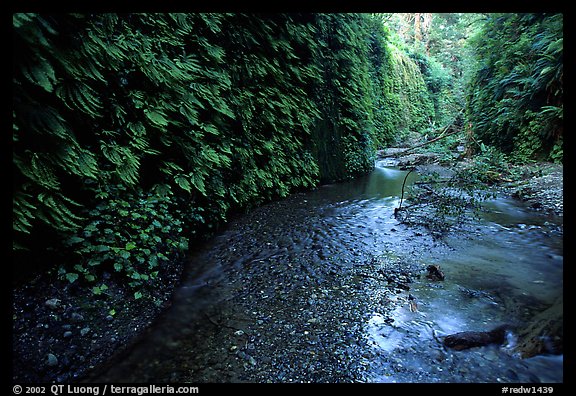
[443,325,512,351]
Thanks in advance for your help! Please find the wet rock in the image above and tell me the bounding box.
[70,312,84,322]
[45,299,61,310]
[47,353,58,367]
[237,351,257,366]
[426,265,445,281]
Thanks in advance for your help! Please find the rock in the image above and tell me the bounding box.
[443,325,512,350]
[63,331,73,338]
[70,312,84,322]
[45,299,61,310]
[47,353,58,367]
[80,327,91,336]
[426,265,445,281]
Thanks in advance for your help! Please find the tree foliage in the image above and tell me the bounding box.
[466,13,563,162]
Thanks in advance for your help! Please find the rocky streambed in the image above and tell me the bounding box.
[12,153,563,383]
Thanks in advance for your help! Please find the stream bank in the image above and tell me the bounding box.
[12,152,563,383]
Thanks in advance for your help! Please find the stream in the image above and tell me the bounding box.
[88,160,563,383]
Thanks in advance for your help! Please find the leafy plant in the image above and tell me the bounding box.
[60,184,188,296]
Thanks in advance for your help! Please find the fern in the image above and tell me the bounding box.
[15,152,60,191]
[12,12,395,284]
[115,151,140,185]
[467,13,563,160]
[174,174,191,193]
[56,80,103,117]
[36,192,84,232]
[21,55,57,92]
[144,109,169,128]
[13,191,38,234]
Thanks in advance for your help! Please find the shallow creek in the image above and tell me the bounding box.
[88,161,563,383]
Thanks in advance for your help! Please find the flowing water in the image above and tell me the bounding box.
[89,160,563,383]
[366,192,563,383]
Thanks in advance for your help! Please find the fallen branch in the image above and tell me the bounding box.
[395,168,414,215]
[381,129,461,158]
[381,109,464,158]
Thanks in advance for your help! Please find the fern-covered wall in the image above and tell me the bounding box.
[364,17,436,148]
[311,14,378,182]
[466,13,563,162]
[13,13,434,287]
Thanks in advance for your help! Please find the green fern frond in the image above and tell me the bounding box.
[160,161,184,176]
[15,152,61,191]
[115,153,140,185]
[190,173,207,196]
[13,192,38,234]
[56,80,103,117]
[21,55,57,92]
[37,192,84,231]
[144,109,169,128]
[100,142,124,165]
[174,174,192,193]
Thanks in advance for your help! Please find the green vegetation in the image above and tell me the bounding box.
[13,13,436,293]
[13,12,562,295]
[466,13,563,163]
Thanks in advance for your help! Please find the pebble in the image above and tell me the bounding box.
[47,353,58,367]
[80,327,91,336]
[70,312,84,322]
[63,331,73,338]
[45,299,61,310]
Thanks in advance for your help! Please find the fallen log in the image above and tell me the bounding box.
[443,325,512,351]
[380,110,464,159]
